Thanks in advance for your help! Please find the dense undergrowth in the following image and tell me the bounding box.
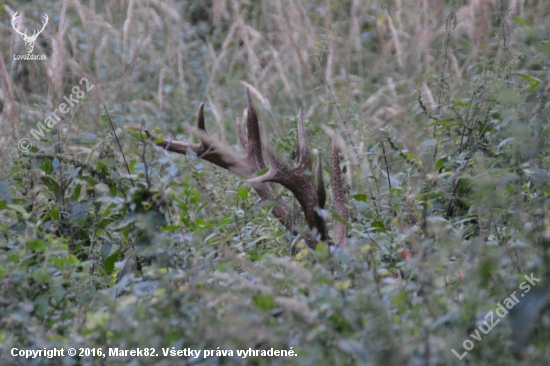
[1,0,550,365]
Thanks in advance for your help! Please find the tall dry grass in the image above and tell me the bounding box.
[0,0,545,198]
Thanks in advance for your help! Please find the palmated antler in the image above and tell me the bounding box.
[145,88,349,248]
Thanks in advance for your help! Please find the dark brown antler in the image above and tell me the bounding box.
[145,88,349,248]
[247,109,329,242]
[145,91,290,228]
[331,141,349,247]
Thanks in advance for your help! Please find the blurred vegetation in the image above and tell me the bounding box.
[1,0,550,365]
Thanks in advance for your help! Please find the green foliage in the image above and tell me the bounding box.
[1,1,550,365]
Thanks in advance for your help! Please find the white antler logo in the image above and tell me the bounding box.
[12,11,48,54]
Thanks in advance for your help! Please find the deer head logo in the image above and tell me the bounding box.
[11,11,48,54]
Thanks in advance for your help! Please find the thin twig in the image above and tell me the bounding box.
[104,105,134,187]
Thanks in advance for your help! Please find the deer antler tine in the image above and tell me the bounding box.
[145,129,202,155]
[197,103,206,131]
[185,123,245,172]
[332,140,349,247]
[296,108,312,171]
[245,88,267,171]
[316,154,326,209]
[246,126,282,185]
[246,166,278,185]
[246,88,259,142]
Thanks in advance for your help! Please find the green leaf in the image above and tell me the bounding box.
[41,159,53,174]
[515,73,541,90]
[40,176,62,201]
[8,204,30,219]
[80,176,98,185]
[353,194,367,202]
[427,117,455,127]
[190,194,201,204]
[28,239,47,251]
[129,160,137,174]
[220,214,232,226]
[253,294,276,312]
[103,250,120,275]
[513,17,527,26]
[315,241,329,258]
[404,151,422,167]
[72,184,82,200]
[477,259,494,288]
[436,122,462,132]
[435,158,446,171]
[51,257,77,269]
[50,205,60,220]
[254,168,269,177]
[160,225,179,232]
[237,188,249,200]
[40,177,61,195]
[180,215,191,228]
[371,221,386,232]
